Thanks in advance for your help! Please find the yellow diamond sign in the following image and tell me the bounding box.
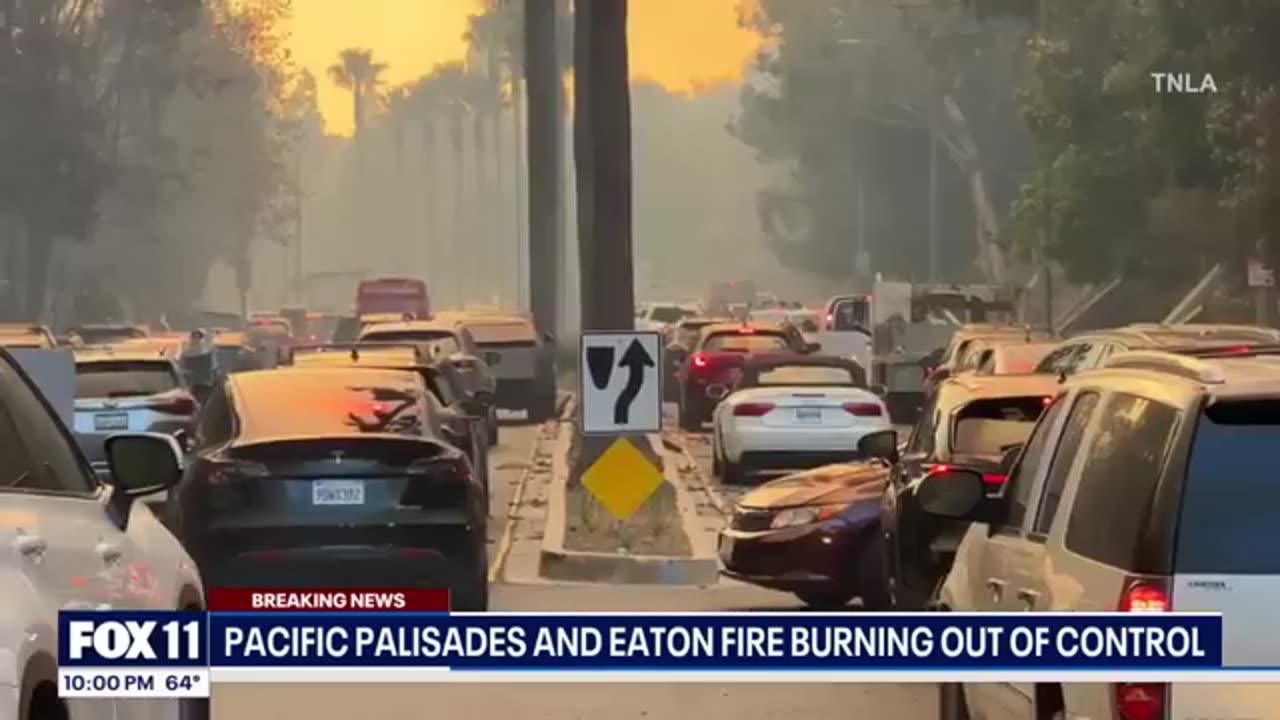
[581,437,664,520]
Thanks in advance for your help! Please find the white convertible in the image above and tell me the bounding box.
[711,357,891,483]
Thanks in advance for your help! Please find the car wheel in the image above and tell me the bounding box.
[180,697,211,720]
[453,561,490,611]
[794,590,854,609]
[855,532,891,611]
[938,683,971,720]
[679,395,702,432]
[711,433,723,476]
[721,456,747,484]
[487,409,500,446]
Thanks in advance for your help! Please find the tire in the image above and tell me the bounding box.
[722,457,748,485]
[452,560,490,611]
[180,697,211,720]
[938,683,971,720]
[711,433,724,477]
[795,590,854,610]
[679,394,702,432]
[487,408,500,446]
[855,532,891,611]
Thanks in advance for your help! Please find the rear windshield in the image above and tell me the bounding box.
[76,328,144,344]
[651,307,694,324]
[236,371,429,438]
[755,366,859,387]
[951,396,1047,458]
[831,300,870,330]
[1176,400,1280,574]
[363,330,460,355]
[468,322,536,344]
[75,361,178,399]
[996,345,1054,373]
[703,332,789,353]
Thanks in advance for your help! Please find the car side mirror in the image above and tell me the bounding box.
[858,429,898,464]
[105,433,183,500]
[869,383,889,398]
[471,389,495,408]
[917,468,989,520]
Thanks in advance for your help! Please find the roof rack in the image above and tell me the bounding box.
[1102,350,1226,384]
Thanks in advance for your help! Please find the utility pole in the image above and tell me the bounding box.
[524,0,561,337]
[293,150,304,304]
[928,132,939,283]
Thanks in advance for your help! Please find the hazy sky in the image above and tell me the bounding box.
[285,0,761,136]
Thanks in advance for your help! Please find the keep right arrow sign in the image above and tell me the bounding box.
[580,331,663,435]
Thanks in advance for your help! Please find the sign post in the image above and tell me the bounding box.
[577,331,664,520]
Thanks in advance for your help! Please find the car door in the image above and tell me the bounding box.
[960,393,1071,720]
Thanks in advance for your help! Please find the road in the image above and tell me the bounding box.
[210,409,936,719]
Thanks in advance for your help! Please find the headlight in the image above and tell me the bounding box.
[769,504,848,529]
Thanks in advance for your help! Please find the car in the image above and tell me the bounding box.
[922,325,1050,396]
[0,324,55,349]
[952,338,1057,376]
[662,316,732,400]
[675,322,810,431]
[165,366,488,609]
[211,331,263,378]
[717,432,897,609]
[1032,322,1280,378]
[71,348,198,480]
[68,324,149,345]
[288,343,492,496]
[710,356,889,483]
[872,372,1061,611]
[916,344,1280,720]
[443,313,558,422]
[244,318,292,366]
[636,303,699,332]
[0,347,207,720]
[357,319,500,444]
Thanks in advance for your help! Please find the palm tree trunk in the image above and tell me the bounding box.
[353,85,363,137]
[472,107,487,302]
[513,77,526,311]
[452,107,466,306]
[524,0,562,337]
[492,101,505,306]
[422,117,436,255]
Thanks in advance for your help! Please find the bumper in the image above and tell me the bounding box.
[726,424,887,463]
[717,521,867,593]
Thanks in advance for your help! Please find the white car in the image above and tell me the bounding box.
[711,357,890,483]
[636,303,699,332]
[0,349,206,720]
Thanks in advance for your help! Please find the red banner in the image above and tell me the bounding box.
[207,588,449,612]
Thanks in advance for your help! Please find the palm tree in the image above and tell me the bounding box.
[326,47,387,137]
[425,61,473,305]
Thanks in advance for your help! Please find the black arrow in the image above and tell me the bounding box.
[614,339,655,425]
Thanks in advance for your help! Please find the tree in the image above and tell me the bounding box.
[327,47,388,137]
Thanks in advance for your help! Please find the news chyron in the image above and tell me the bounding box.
[58,611,209,698]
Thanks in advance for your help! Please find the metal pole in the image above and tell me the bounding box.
[928,133,939,282]
[514,76,526,311]
[856,176,866,280]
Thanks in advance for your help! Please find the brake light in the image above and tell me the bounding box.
[691,353,709,369]
[924,463,950,475]
[1115,683,1165,720]
[842,402,883,417]
[981,473,1007,485]
[1119,581,1169,612]
[208,460,269,484]
[738,326,755,334]
[733,402,774,417]
[1042,396,1053,406]
[1222,345,1252,354]
[149,394,197,415]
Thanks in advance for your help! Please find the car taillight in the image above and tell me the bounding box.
[691,353,709,369]
[842,402,882,417]
[208,460,269,484]
[1115,683,1165,720]
[150,394,197,415]
[1119,581,1169,612]
[733,402,774,417]
[981,473,1007,485]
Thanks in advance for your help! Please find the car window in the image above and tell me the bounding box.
[75,361,180,399]
[0,357,94,495]
[999,395,1068,532]
[977,352,995,374]
[907,392,941,457]
[754,365,858,386]
[420,369,457,406]
[196,384,235,448]
[832,299,869,330]
[1176,400,1280,574]
[0,371,44,493]
[1030,391,1099,537]
[1034,343,1087,375]
[703,332,789,353]
[951,396,1047,459]
[1064,393,1179,569]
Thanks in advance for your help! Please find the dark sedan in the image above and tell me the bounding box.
[166,366,489,609]
[718,431,896,609]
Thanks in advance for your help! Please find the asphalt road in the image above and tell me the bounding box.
[209,409,936,719]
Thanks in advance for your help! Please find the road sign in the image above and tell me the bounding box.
[581,437,665,520]
[1249,259,1275,288]
[580,331,662,434]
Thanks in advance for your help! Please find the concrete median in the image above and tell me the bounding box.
[538,395,720,585]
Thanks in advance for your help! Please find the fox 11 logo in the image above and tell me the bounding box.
[58,611,210,699]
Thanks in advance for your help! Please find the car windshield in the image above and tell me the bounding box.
[235,370,428,438]
[951,396,1048,458]
[75,361,178,399]
[703,332,789,353]
[755,365,858,386]
[996,344,1055,373]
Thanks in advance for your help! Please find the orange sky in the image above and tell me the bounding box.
[284,0,761,136]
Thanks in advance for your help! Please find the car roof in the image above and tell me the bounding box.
[359,321,457,335]
[937,373,1062,400]
[291,345,424,368]
[1069,323,1280,345]
[232,365,423,391]
[1094,346,1280,401]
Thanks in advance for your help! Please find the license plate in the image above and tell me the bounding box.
[795,407,822,424]
[312,480,365,505]
[718,536,735,565]
[94,413,129,431]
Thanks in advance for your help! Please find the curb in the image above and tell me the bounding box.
[537,413,720,586]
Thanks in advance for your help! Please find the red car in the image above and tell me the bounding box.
[676,322,812,431]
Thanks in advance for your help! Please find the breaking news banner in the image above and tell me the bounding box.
[59,589,1229,696]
